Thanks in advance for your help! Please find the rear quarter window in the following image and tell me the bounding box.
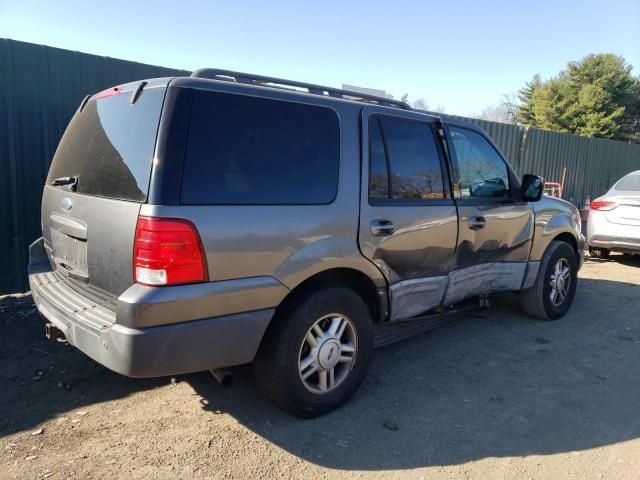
[181,91,340,205]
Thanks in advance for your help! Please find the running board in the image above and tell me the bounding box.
[374,304,482,348]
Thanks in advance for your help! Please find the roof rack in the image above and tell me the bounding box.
[190,68,411,110]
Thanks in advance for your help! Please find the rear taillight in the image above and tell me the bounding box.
[590,200,618,211]
[133,216,208,286]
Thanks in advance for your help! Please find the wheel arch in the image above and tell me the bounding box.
[274,267,388,325]
[529,209,583,262]
[552,231,580,258]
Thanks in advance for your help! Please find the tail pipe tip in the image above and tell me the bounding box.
[209,368,232,386]
[44,323,67,342]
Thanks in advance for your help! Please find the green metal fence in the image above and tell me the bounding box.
[437,112,640,205]
[1,39,640,294]
[0,39,188,294]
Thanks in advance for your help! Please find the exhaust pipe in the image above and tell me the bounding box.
[209,368,232,386]
[45,323,66,342]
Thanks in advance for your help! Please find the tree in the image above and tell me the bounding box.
[517,54,640,141]
[476,94,519,123]
[395,93,430,111]
[411,98,428,110]
[517,74,541,126]
[476,104,510,122]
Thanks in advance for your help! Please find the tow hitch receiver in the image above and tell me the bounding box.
[45,323,66,342]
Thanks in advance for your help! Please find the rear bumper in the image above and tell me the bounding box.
[587,211,640,253]
[28,238,278,377]
[588,235,640,253]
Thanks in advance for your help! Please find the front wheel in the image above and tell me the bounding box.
[254,287,373,418]
[520,240,578,320]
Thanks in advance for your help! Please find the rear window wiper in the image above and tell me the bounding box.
[51,176,78,190]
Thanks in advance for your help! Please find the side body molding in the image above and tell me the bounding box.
[388,262,529,320]
[442,262,527,305]
[389,276,448,321]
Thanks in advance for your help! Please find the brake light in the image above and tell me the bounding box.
[133,216,208,286]
[590,200,618,211]
[95,86,124,100]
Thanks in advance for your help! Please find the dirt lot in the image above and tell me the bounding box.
[2,255,640,480]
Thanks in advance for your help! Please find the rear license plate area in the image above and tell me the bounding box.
[50,228,88,277]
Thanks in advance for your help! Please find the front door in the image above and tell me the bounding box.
[443,124,534,304]
[358,108,458,320]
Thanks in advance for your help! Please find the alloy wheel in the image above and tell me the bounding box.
[298,313,357,394]
[549,258,571,306]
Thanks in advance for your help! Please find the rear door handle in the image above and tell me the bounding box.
[371,219,395,236]
[468,216,486,230]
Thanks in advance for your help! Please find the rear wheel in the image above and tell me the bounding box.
[520,240,578,320]
[589,246,610,259]
[254,287,373,418]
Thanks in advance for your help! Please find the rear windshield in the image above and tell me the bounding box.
[46,87,165,202]
[181,90,340,205]
[614,173,640,192]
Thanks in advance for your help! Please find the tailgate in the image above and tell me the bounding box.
[41,82,167,300]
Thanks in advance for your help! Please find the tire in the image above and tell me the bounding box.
[253,287,373,418]
[589,246,610,259]
[520,240,578,320]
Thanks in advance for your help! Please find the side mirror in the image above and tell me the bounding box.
[521,174,545,202]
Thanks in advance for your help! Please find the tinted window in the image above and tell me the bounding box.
[46,88,165,202]
[615,173,640,191]
[368,115,445,201]
[449,126,509,200]
[181,91,340,205]
[369,118,389,199]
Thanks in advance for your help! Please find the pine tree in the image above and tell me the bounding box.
[517,74,541,126]
[517,55,640,141]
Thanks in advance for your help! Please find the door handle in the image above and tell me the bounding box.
[468,216,486,230]
[371,219,395,236]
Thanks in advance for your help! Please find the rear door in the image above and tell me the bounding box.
[41,82,167,304]
[443,124,533,304]
[358,108,458,320]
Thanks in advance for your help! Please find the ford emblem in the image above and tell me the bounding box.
[61,197,73,211]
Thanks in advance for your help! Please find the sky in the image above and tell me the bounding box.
[1,0,639,117]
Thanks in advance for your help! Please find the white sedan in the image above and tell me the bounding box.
[588,170,640,258]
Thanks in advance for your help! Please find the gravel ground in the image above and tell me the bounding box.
[1,254,640,480]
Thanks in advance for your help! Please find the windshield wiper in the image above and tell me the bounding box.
[51,176,78,189]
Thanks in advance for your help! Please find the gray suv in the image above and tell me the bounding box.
[28,69,585,417]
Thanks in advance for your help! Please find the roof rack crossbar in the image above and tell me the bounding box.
[190,68,411,110]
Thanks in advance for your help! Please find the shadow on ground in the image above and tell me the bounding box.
[189,275,640,469]
[2,270,640,470]
[0,295,169,438]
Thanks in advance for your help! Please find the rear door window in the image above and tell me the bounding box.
[181,91,340,205]
[368,117,390,200]
[46,87,165,202]
[368,115,446,202]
